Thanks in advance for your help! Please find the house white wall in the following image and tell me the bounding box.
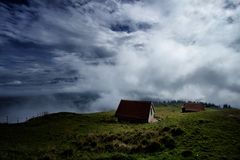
[148,105,155,122]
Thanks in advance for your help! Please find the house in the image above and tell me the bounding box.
[115,100,156,123]
[182,102,205,112]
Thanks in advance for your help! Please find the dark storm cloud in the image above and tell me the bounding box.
[0,0,240,121]
[0,0,29,6]
[110,21,151,33]
[224,0,240,10]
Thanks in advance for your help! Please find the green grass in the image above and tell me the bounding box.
[0,105,240,160]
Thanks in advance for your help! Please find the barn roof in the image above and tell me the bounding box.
[115,100,153,120]
[183,102,205,112]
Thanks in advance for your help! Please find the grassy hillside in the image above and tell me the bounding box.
[0,105,240,160]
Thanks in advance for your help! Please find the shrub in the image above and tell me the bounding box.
[130,144,144,153]
[104,143,114,152]
[102,133,118,142]
[73,140,84,150]
[141,138,148,145]
[60,148,73,158]
[144,141,164,152]
[181,150,193,157]
[142,131,155,139]
[96,153,135,160]
[38,155,51,160]
[112,140,129,152]
[110,153,135,160]
[171,128,184,137]
[161,135,176,149]
[162,127,171,132]
[197,119,211,124]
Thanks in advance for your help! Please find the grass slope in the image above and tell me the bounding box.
[0,105,240,160]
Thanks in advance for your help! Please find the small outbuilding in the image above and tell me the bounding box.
[182,102,205,112]
[115,100,156,123]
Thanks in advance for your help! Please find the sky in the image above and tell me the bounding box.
[0,0,240,121]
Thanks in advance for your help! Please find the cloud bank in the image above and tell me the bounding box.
[0,0,240,119]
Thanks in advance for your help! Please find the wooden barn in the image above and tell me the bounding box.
[115,100,156,123]
[182,102,205,112]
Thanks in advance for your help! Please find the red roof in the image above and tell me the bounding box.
[115,100,153,120]
[182,103,205,112]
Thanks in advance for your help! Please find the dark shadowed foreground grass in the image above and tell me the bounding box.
[0,105,240,160]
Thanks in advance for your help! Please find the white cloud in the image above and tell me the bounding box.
[1,0,240,109]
